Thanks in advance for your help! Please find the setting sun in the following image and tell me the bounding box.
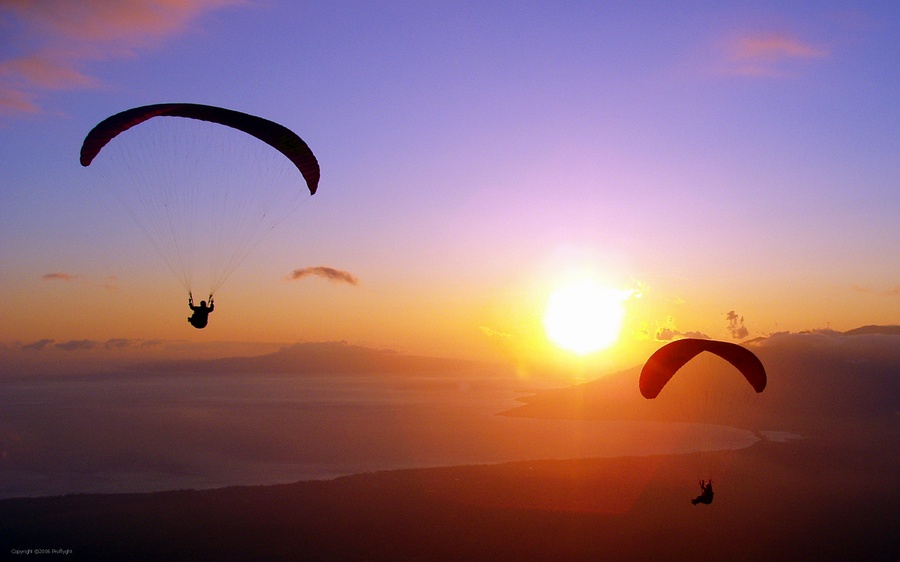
[543,280,626,355]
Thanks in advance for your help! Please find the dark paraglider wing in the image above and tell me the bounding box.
[639,338,767,399]
[80,103,319,194]
[80,103,320,296]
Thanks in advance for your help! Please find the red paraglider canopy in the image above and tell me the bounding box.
[640,338,767,399]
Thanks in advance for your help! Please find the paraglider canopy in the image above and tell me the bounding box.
[79,103,319,298]
[80,103,319,195]
[639,338,768,487]
[640,338,767,399]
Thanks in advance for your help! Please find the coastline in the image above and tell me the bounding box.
[2,436,896,561]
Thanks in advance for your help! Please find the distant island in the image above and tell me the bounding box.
[129,340,487,375]
[840,324,900,336]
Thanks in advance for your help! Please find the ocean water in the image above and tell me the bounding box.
[0,371,756,499]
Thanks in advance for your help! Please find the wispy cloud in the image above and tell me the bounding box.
[100,275,119,291]
[479,326,512,339]
[287,266,360,286]
[0,0,242,116]
[41,272,118,290]
[41,272,78,282]
[19,337,167,353]
[719,32,827,77]
[104,338,135,350]
[851,284,900,297]
[732,33,826,61]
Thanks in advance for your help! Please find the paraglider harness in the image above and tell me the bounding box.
[188,292,214,329]
[691,480,714,505]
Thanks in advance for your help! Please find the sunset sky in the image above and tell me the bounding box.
[1,1,898,371]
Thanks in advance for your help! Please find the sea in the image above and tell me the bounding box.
[0,370,761,499]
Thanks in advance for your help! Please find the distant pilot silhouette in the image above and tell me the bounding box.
[691,480,714,505]
[188,292,214,329]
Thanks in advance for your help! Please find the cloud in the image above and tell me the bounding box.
[288,266,360,286]
[42,272,78,282]
[54,339,99,351]
[104,338,136,350]
[654,328,709,342]
[17,337,170,354]
[655,328,677,342]
[21,338,55,351]
[851,284,900,297]
[732,33,827,61]
[479,326,512,339]
[725,310,750,339]
[102,338,165,350]
[652,316,709,342]
[100,275,119,291]
[0,0,243,116]
[41,272,120,290]
[720,32,827,77]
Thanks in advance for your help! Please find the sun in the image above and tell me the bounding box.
[543,280,626,355]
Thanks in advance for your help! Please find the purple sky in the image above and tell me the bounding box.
[1,1,897,368]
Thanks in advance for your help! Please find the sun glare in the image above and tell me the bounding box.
[543,280,626,355]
